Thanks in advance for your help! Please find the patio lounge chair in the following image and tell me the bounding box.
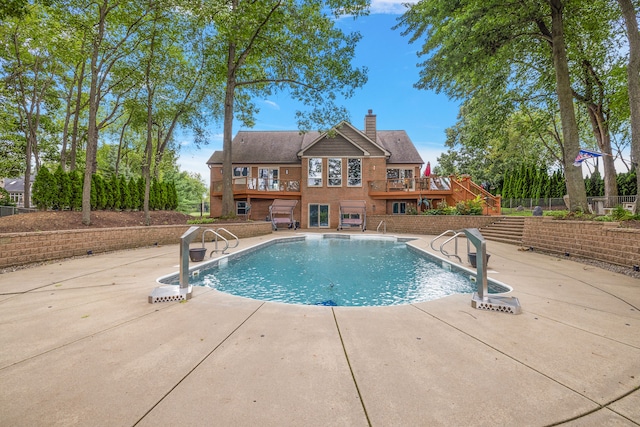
[338,200,366,231]
[269,199,298,231]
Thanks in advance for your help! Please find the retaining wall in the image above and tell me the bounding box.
[0,222,272,269]
[2,215,638,270]
[367,214,498,235]
[522,217,640,268]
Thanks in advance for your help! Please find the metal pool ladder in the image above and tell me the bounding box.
[202,227,239,255]
[430,229,465,262]
[430,228,521,314]
[148,226,199,303]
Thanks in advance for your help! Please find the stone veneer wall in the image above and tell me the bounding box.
[0,222,272,269]
[367,214,498,235]
[522,217,640,268]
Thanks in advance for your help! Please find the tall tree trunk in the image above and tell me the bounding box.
[82,1,107,226]
[585,106,618,204]
[143,88,153,226]
[548,0,588,211]
[60,87,72,170]
[143,19,157,226]
[115,113,131,176]
[618,0,640,214]
[221,41,237,217]
[70,60,86,171]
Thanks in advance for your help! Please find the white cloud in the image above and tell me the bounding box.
[263,100,280,110]
[370,0,416,14]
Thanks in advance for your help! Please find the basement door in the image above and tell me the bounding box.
[309,204,329,228]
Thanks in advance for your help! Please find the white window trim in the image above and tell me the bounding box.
[328,158,342,187]
[347,158,362,187]
[308,158,323,187]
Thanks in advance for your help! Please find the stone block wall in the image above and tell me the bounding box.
[3,215,637,270]
[522,217,640,268]
[367,215,498,235]
[0,222,272,269]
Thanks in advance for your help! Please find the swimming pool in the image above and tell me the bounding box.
[159,235,511,307]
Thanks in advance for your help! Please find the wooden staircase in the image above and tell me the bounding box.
[480,217,525,245]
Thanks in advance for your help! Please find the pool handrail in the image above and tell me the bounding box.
[430,229,464,262]
[203,228,229,255]
[215,228,239,249]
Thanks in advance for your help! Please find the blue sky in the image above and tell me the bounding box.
[177,1,461,184]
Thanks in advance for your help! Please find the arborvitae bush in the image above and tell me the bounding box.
[69,170,83,211]
[54,165,71,210]
[110,175,121,210]
[617,170,637,196]
[119,176,131,210]
[137,177,145,210]
[128,178,139,210]
[150,178,160,210]
[168,181,178,210]
[32,166,56,210]
[90,174,97,209]
[93,175,107,210]
[0,187,14,206]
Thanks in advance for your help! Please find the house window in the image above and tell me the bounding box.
[233,167,249,177]
[347,158,361,186]
[309,204,329,227]
[328,158,342,186]
[308,158,322,187]
[387,168,414,190]
[236,201,249,215]
[387,168,413,179]
[392,202,406,214]
[258,168,279,190]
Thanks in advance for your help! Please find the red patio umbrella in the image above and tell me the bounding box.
[424,161,431,177]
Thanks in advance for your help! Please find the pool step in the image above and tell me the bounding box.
[480,217,525,246]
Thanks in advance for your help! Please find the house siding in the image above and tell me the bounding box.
[303,135,365,157]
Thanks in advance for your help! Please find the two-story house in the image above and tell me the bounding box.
[207,110,499,229]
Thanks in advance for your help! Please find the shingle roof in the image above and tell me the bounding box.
[207,125,423,165]
[377,130,424,164]
[2,178,28,192]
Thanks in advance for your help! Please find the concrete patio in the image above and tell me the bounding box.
[1,231,639,426]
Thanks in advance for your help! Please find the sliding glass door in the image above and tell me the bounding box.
[309,204,329,227]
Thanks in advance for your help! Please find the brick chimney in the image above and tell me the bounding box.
[364,109,376,141]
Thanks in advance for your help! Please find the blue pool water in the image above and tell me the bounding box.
[181,236,509,307]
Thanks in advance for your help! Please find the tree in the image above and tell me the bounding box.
[399,0,590,211]
[79,0,150,225]
[546,0,588,211]
[135,2,212,224]
[1,5,62,208]
[31,165,56,210]
[201,0,369,216]
[0,0,28,20]
[618,0,640,214]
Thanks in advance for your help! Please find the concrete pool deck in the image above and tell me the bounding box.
[0,231,639,426]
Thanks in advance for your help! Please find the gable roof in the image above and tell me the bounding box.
[207,123,423,165]
[297,121,390,158]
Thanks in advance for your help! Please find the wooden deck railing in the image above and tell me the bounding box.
[212,178,301,195]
